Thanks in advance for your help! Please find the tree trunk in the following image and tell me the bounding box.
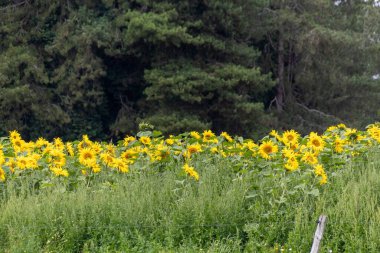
[276,31,285,112]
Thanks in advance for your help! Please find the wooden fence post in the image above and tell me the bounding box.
[310,215,328,253]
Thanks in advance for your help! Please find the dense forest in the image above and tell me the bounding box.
[0,0,379,140]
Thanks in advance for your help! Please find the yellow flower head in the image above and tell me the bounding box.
[202,130,216,142]
[190,131,201,140]
[100,153,115,166]
[314,164,325,176]
[79,148,97,167]
[269,130,282,141]
[284,156,299,171]
[0,168,6,182]
[165,138,175,145]
[221,132,233,142]
[282,130,300,145]
[334,138,346,153]
[54,138,65,151]
[187,143,202,155]
[368,125,380,143]
[259,140,278,160]
[66,142,75,156]
[123,136,136,146]
[50,166,69,177]
[139,136,151,145]
[9,130,21,140]
[307,132,325,151]
[301,151,318,165]
[183,163,199,181]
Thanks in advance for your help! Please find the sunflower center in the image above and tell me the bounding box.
[263,146,273,154]
[312,140,320,147]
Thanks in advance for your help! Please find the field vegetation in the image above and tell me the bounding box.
[0,123,379,252]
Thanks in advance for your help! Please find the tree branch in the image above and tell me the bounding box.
[0,0,29,12]
[295,102,342,122]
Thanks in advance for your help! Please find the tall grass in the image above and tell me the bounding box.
[0,150,379,252]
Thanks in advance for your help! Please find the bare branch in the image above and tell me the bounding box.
[0,0,29,12]
[296,102,342,122]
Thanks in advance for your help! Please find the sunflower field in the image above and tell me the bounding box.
[0,124,380,252]
[0,123,379,188]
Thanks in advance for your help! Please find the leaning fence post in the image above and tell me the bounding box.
[310,215,328,253]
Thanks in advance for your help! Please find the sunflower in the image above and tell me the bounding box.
[243,140,257,152]
[202,130,216,142]
[284,156,299,171]
[54,138,65,151]
[187,143,202,155]
[183,163,199,181]
[16,156,28,170]
[269,130,282,141]
[140,136,151,145]
[307,132,325,151]
[334,138,346,153]
[344,128,362,142]
[79,148,97,167]
[66,142,75,157]
[282,130,300,145]
[120,149,138,161]
[50,166,69,177]
[220,132,233,142]
[259,140,278,160]
[301,151,318,165]
[9,130,21,140]
[100,153,115,166]
[190,131,201,140]
[0,168,5,181]
[368,125,380,143]
[123,136,136,147]
[165,138,175,145]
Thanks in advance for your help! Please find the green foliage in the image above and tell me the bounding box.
[0,0,380,139]
[0,147,379,251]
